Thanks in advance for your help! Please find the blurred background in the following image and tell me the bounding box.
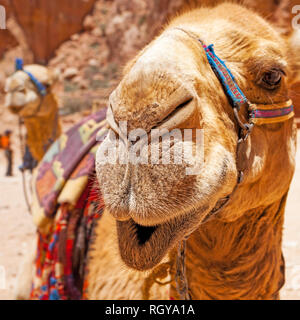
[0,0,299,299]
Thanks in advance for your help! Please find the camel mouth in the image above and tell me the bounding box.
[116,208,204,271]
[116,218,174,271]
[133,223,158,245]
[8,105,24,114]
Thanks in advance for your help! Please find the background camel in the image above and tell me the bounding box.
[5,64,61,163]
[5,2,300,300]
[4,63,108,299]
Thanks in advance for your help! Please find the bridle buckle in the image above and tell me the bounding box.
[233,106,254,142]
[241,123,254,141]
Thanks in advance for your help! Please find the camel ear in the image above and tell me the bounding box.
[48,68,61,86]
[287,29,300,86]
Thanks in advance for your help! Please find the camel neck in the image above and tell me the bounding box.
[23,93,62,162]
[170,194,287,300]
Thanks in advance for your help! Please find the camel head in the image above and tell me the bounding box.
[96,3,300,271]
[4,64,61,162]
[4,64,58,117]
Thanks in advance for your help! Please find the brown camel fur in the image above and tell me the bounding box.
[91,3,300,300]
[7,3,300,300]
[5,64,61,161]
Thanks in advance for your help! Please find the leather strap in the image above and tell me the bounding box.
[249,99,294,124]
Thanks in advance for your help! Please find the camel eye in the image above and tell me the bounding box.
[261,69,283,89]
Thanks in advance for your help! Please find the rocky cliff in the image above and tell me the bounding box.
[8,0,97,64]
[1,0,298,65]
[0,0,298,118]
[0,0,18,59]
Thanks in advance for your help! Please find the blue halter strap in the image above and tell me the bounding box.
[201,44,248,110]
[199,41,294,125]
[15,58,47,96]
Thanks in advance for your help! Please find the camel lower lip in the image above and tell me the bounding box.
[116,209,203,271]
[116,218,172,271]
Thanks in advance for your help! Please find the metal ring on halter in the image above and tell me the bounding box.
[233,108,254,141]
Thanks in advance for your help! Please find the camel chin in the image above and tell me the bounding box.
[115,212,203,271]
[7,101,41,118]
[8,105,24,115]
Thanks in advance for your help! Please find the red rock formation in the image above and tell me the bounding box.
[0,0,18,59]
[0,29,18,60]
[98,0,299,64]
[104,0,183,63]
[2,0,298,67]
[0,0,298,122]
[9,0,97,64]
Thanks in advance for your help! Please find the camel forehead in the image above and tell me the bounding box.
[133,33,198,74]
[113,32,202,113]
[5,71,28,92]
[112,3,287,116]
[24,65,50,82]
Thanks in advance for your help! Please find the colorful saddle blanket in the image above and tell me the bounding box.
[30,110,108,300]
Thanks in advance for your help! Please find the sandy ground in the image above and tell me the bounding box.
[0,130,299,300]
